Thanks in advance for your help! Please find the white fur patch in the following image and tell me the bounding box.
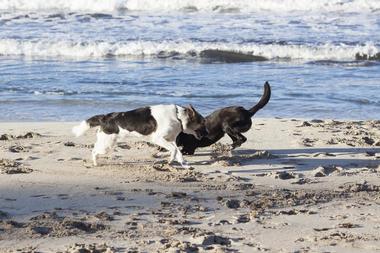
[150,104,183,141]
[118,126,143,138]
[72,121,90,137]
[93,131,117,155]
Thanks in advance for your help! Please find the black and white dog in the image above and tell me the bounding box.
[176,82,271,155]
[72,104,207,168]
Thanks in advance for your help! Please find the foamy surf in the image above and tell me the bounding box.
[0,0,379,13]
[0,39,378,62]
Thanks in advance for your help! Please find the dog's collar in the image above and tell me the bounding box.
[175,106,184,131]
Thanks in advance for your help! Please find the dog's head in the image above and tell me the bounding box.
[182,105,208,140]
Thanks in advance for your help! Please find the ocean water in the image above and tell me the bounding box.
[0,0,379,121]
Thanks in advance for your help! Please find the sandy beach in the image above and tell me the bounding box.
[0,118,379,252]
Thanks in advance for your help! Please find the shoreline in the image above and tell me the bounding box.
[1,118,380,252]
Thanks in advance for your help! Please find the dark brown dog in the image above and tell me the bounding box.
[176,82,271,155]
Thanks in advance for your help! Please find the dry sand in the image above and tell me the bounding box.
[1,118,380,253]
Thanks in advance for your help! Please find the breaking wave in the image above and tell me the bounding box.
[0,39,378,62]
[0,0,379,13]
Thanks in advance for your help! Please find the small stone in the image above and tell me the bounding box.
[363,136,375,145]
[193,234,231,246]
[223,199,241,209]
[95,211,114,221]
[366,151,376,156]
[313,166,342,177]
[291,178,316,185]
[171,192,187,198]
[19,132,42,139]
[235,214,250,223]
[0,134,15,140]
[339,180,380,192]
[64,141,75,147]
[278,210,297,215]
[337,222,359,229]
[275,171,295,180]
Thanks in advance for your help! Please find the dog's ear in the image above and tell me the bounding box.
[186,104,196,119]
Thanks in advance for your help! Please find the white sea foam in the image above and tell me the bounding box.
[0,0,379,13]
[0,39,378,61]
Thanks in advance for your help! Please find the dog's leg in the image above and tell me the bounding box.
[227,132,247,149]
[224,126,247,149]
[92,130,117,166]
[152,136,190,169]
[151,136,176,162]
[92,150,99,166]
[172,142,190,168]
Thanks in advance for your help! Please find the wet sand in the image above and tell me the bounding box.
[1,118,380,252]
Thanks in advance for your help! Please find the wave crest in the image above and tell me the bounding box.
[0,39,378,62]
[0,0,379,13]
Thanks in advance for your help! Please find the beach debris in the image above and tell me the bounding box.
[0,134,15,140]
[152,160,171,171]
[299,121,312,127]
[271,171,297,180]
[171,192,187,198]
[235,214,250,223]
[22,132,42,139]
[94,211,114,221]
[291,178,319,185]
[302,138,317,147]
[338,180,380,192]
[9,144,31,153]
[64,141,75,147]
[277,209,297,215]
[313,227,332,232]
[117,143,131,149]
[192,233,231,246]
[60,243,115,253]
[0,212,108,239]
[366,151,376,156]
[362,136,375,145]
[336,223,360,229]
[315,231,378,243]
[313,166,343,177]
[0,159,33,174]
[159,239,199,253]
[222,199,241,209]
[0,132,42,141]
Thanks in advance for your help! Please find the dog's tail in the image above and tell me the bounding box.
[72,114,104,137]
[248,81,271,117]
